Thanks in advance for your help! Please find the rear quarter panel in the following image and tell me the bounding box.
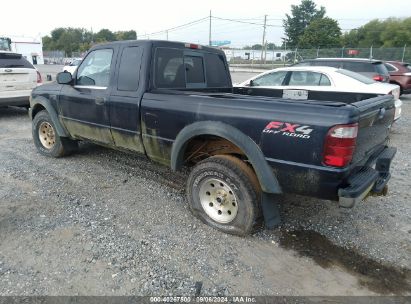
[141,92,358,198]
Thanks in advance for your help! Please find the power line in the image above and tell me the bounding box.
[138,16,209,38]
[212,16,283,27]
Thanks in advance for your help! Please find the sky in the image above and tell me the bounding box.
[1,0,410,47]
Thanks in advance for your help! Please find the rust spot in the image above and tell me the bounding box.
[184,136,244,165]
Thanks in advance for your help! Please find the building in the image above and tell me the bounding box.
[224,49,290,62]
[9,36,44,65]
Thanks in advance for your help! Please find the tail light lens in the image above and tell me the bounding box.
[373,75,384,82]
[36,71,42,84]
[185,43,202,49]
[323,123,358,167]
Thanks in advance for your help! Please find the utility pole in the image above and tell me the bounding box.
[166,30,169,41]
[209,10,212,46]
[261,15,267,61]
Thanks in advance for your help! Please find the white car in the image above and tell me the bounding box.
[0,51,41,107]
[63,58,82,75]
[236,66,402,120]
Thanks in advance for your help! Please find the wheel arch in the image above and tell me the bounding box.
[30,96,69,137]
[171,121,282,194]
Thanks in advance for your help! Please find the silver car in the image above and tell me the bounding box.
[0,51,41,107]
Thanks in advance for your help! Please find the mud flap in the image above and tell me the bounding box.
[261,192,281,229]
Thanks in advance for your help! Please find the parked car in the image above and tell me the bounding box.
[29,40,396,236]
[0,51,41,107]
[294,58,390,83]
[384,61,411,95]
[63,58,82,75]
[236,66,402,120]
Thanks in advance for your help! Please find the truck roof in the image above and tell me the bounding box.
[91,39,223,54]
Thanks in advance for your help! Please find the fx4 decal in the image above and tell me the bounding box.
[263,121,314,139]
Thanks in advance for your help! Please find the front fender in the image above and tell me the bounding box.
[171,121,282,194]
[29,96,69,137]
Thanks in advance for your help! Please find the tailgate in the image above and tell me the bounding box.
[352,95,395,164]
[0,68,37,91]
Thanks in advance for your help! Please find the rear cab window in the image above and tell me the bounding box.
[154,47,230,89]
[0,52,34,69]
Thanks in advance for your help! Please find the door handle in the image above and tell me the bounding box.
[95,97,106,105]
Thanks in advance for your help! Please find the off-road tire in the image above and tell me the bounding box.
[187,155,261,236]
[32,110,77,157]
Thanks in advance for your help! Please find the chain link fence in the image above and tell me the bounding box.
[43,51,84,65]
[226,46,411,70]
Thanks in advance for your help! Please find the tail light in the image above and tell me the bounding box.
[185,43,202,49]
[36,71,42,84]
[323,123,358,167]
[373,75,384,82]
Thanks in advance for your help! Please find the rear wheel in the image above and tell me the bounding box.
[187,155,261,236]
[32,110,77,157]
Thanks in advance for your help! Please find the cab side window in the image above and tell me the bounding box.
[76,49,113,87]
[117,46,143,91]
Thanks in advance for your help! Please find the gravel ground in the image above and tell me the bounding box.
[0,86,410,296]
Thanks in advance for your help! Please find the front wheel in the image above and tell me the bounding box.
[32,110,77,157]
[187,155,261,236]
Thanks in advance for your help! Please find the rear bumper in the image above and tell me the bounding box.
[338,146,397,207]
[0,96,30,106]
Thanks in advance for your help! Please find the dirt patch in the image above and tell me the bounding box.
[278,229,411,295]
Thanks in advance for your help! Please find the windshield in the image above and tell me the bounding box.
[336,69,375,84]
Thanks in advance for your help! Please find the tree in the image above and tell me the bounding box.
[94,29,116,43]
[266,43,278,50]
[115,30,137,40]
[298,17,341,48]
[340,17,411,47]
[283,0,326,48]
[251,44,263,50]
[42,27,138,55]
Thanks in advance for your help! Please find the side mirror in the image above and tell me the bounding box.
[57,71,73,84]
[249,80,254,87]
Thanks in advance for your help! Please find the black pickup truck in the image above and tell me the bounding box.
[29,40,396,235]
